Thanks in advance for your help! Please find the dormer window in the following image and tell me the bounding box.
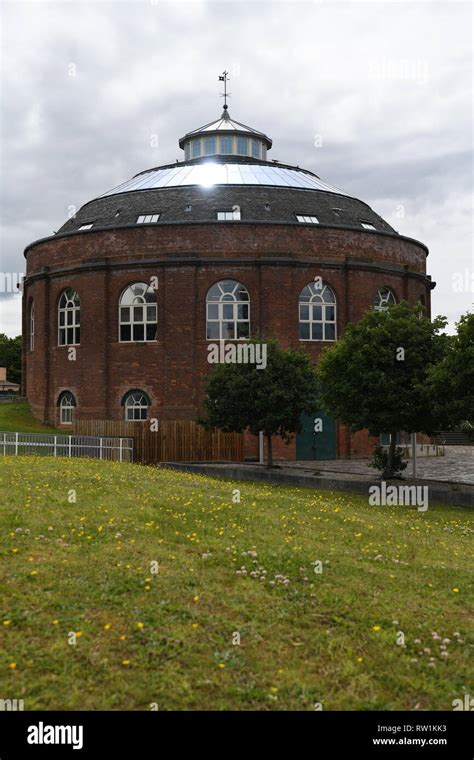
[137,214,160,224]
[361,222,376,230]
[217,208,241,221]
[78,223,94,230]
[296,214,319,224]
[192,139,201,158]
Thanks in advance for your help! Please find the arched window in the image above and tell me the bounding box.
[373,287,397,312]
[119,283,157,342]
[29,301,35,351]
[58,391,76,424]
[299,281,337,341]
[206,280,250,340]
[122,390,150,421]
[58,289,80,346]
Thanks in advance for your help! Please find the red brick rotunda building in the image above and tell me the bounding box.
[22,100,434,460]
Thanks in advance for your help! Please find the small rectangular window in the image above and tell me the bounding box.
[296,214,319,224]
[137,214,160,224]
[192,139,201,157]
[79,223,94,230]
[220,136,232,154]
[252,140,260,158]
[361,222,376,230]
[204,137,216,155]
[237,137,248,155]
[217,208,241,221]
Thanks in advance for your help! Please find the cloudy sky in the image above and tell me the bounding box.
[0,0,472,336]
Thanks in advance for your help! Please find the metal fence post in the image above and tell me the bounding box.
[69,436,72,458]
[119,438,123,462]
[99,438,103,460]
[15,432,19,456]
[54,436,57,457]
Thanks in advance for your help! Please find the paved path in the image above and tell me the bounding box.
[290,446,474,485]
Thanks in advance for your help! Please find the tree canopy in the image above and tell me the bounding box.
[316,302,450,476]
[199,339,319,466]
[0,334,22,386]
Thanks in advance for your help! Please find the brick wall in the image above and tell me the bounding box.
[23,222,432,451]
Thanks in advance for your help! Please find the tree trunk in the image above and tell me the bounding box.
[383,431,397,479]
[266,432,273,469]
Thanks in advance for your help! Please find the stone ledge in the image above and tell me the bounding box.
[162,462,474,508]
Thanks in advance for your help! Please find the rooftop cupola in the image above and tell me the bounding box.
[178,71,272,161]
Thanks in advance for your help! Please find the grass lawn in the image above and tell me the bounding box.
[0,401,61,434]
[0,455,472,711]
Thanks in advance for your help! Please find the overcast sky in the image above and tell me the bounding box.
[0,0,472,337]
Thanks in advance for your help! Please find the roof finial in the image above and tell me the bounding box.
[218,70,230,117]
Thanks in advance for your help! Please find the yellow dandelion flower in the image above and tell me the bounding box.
[372,625,381,632]
[122,660,130,666]
[8,662,16,670]
[191,623,199,629]
[3,620,11,626]
[193,595,199,602]
[52,620,59,625]
[30,570,38,576]
[452,588,460,593]
[104,624,112,630]
[357,657,363,663]
[136,622,144,629]
[217,663,225,669]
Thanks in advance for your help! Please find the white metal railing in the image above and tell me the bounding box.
[0,431,133,462]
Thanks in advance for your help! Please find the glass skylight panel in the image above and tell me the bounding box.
[361,222,376,230]
[137,214,160,223]
[78,223,94,230]
[100,164,349,196]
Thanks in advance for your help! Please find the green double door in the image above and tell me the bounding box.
[296,411,337,460]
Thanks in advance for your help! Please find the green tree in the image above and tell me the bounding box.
[199,339,319,467]
[317,302,449,478]
[0,334,22,386]
[427,311,474,428]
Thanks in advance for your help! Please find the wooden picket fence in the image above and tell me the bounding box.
[72,419,244,465]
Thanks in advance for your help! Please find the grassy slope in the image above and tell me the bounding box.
[0,456,472,711]
[0,401,61,434]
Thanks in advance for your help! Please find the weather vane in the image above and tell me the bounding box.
[218,70,230,110]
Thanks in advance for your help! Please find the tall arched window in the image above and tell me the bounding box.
[119,283,157,342]
[58,289,80,346]
[58,391,76,424]
[206,280,250,340]
[29,301,35,351]
[122,390,150,421]
[299,281,337,341]
[373,287,397,311]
